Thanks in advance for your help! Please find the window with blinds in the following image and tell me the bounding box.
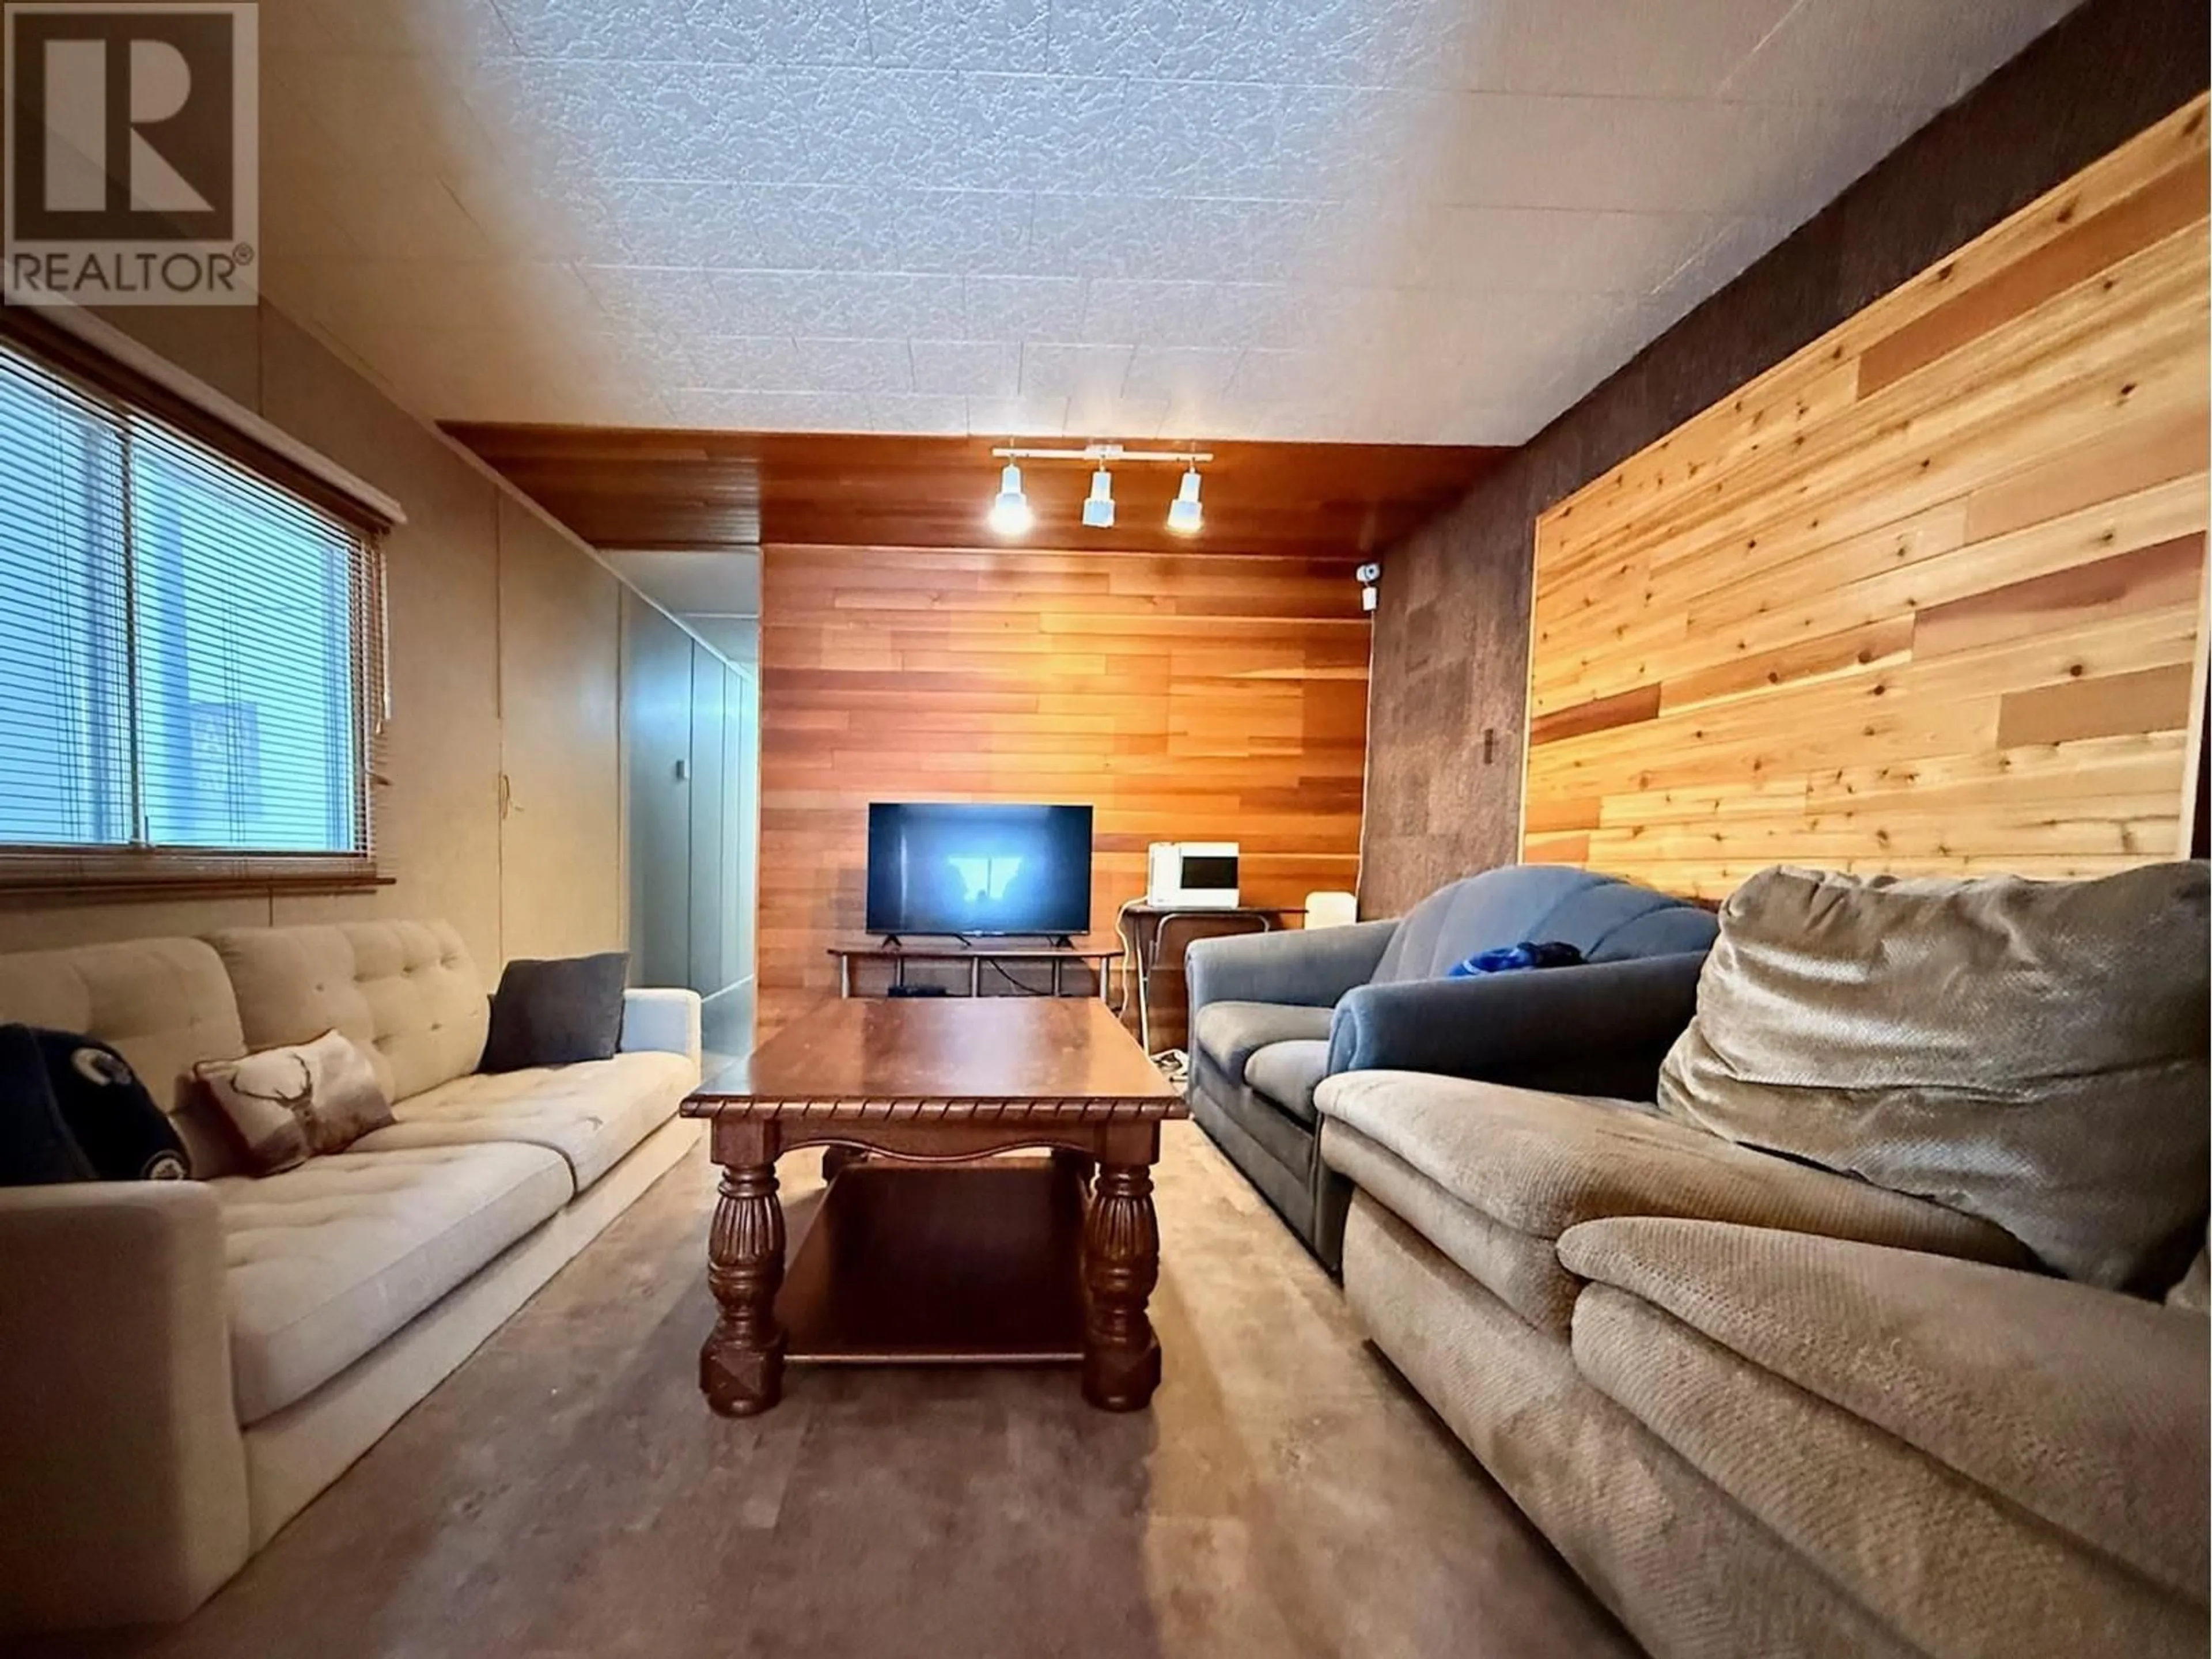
[0,336,384,890]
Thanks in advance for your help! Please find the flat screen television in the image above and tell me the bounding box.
[865,802,1094,938]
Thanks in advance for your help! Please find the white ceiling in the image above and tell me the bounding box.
[259,0,2080,445]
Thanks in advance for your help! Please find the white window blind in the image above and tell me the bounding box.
[0,337,382,888]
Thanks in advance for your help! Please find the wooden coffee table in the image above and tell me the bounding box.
[680,997,1187,1416]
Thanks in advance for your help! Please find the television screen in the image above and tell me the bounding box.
[865,802,1094,937]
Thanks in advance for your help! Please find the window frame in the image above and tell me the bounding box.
[0,311,396,903]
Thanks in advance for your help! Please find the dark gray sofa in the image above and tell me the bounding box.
[1183,865,1719,1270]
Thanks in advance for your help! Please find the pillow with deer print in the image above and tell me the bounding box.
[196,1030,392,1171]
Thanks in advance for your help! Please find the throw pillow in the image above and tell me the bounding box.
[1655,862,2210,1293]
[481,952,629,1073]
[196,1030,393,1164]
[1445,941,1586,977]
[0,1024,190,1183]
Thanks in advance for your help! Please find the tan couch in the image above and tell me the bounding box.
[1318,1072,2210,1658]
[0,922,704,1634]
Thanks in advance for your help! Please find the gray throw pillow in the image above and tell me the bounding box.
[1656,862,2209,1293]
[481,953,630,1073]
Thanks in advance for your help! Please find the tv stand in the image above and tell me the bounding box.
[830,936,1123,1001]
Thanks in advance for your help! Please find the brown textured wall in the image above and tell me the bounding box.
[1361,0,2212,916]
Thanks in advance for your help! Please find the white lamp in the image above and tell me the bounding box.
[1165,466,1202,534]
[1081,467,1115,528]
[986,463,1033,535]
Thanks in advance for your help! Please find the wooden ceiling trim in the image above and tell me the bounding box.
[446,424,1508,562]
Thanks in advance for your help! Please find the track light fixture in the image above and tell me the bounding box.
[1081,467,1115,528]
[986,462,1033,535]
[1166,466,1203,535]
[986,442,1213,536]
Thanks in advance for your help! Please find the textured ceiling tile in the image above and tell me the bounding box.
[865,393,972,434]
[1122,346,1244,404]
[786,338,916,393]
[966,395,1069,436]
[583,265,734,334]
[701,270,965,336]
[1404,207,1722,296]
[1042,0,1265,81]
[689,0,872,66]
[868,0,1051,71]
[1020,342,1134,398]
[1080,279,1217,346]
[1065,395,1169,440]
[1720,0,2077,108]
[1115,79,1287,199]
[475,63,813,184]
[1028,195,1324,282]
[963,276,1088,339]
[680,336,808,389]
[1201,284,1310,351]
[1456,0,1797,99]
[664,389,876,429]
[911,339,1022,396]
[268,0,2065,440]
[1436,93,1857,217]
[490,0,700,60]
[1226,349,1329,404]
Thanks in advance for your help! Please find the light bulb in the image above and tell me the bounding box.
[986,462,1033,535]
[1166,466,1202,534]
[1081,467,1115,528]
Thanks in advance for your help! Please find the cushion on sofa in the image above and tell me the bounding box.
[0,938,247,1174]
[1192,1001,1333,1086]
[1324,1119,1582,1334]
[1656,862,2211,1291]
[1570,1282,2204,1656]
[1559,1216,2211,1605]
[209,922,490,1106]
[1315,1071,2032,1264]
[215,1142,571,1424]
[351,1050,692,1193]
[1243,1039,1329,1126]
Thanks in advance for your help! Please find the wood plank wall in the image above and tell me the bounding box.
[1522,98,2211,896]
[759,545,1368,1030]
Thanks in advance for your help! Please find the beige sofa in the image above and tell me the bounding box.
[0,921,704,1634]
[1318,1072,2210,1658]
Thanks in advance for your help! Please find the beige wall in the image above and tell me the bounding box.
[0,302,629,975]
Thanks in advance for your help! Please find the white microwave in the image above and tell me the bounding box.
[1147,842,1240,907]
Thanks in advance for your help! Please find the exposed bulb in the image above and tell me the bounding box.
[987,462,1033,535]
[1081,467,1115,528]
[1166,465,1202,534]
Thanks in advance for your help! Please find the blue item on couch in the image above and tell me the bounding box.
[1446,940,1587,978]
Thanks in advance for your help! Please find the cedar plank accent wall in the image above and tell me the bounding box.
[1361,0,2211,916]
[1521,100,2210,895]
[758,545,1366,1031]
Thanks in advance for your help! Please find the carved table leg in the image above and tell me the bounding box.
[700,1161,786,1416]
[1081,1162,1162,1411]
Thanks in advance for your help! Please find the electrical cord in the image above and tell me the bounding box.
[986,957,1049,996]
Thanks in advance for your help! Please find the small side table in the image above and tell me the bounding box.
[1116,903,1304,1056]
